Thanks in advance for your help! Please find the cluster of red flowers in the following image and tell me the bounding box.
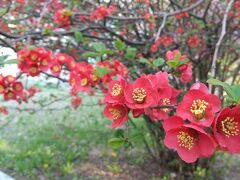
[166,50,192,83]
[144,12,156,29]
[54,8,72,26]
[0,74,24,101]
[103,72,240,163]
[150,35,173,53]
[103,71,178,128]
[17,48,65,77]
[165,83,240,163]
[90,5,116,21]
[17,47,129,107]
[0,74,40,103]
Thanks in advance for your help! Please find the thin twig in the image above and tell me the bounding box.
[209,0,234,92]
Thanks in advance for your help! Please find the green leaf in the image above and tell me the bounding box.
[230,85,240,103]
[108,138,125,149]
[0,8,7,16]
[82,52,101,57]
[115,39,126,50]
[74,31,83,43]
[125,47,137,60]
[153,58,164,68]
[101,49,115,55]
[92,42,106,53]
[93,66,112,78]
[114,129,125,138]
[207,79,234,99]
[0,55,9,62]
[3,59,18,65]
[139,58,151,65]
[166,60,179,69]
[178,59,189,66]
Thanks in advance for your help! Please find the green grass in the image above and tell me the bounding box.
[0,89,148,179]
[0,89,113,179]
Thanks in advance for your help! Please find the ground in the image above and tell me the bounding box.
[0,86,240,180]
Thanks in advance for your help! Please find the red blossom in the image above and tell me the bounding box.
[104,79,126,104]
[176,84,221,127]
[71,96,82,109]
[54,8,72,26]
[124,77,158,109]
[187,35,201,48]
[164,116,216,163]
[213,106,240,153]
[103,104,129,128]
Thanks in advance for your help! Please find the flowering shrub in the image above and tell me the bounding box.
[0,0,240,176]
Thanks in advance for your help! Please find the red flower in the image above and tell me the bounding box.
[177,84,221,127]
[0,106,8,115]
[12,82,24,95]
[103,104,128,128]
[164,116,216,163]
[178,63,192,83]
[187,35,200,48]
[166,50,192,83]
[4,90,16,101]
[104,79,126,104]
[175,12,189,20]
[90,5,116,21]
[132,109,144,118]
[142,72,179,121]
[71,96,82,109]
[124,77,157,109]
[213,106,240,153]
[54,9,72,26]
[50,62,62,76]
[150,44,158,53]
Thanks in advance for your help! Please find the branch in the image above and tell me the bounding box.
[154,0,205,41]
[209,0,234,92]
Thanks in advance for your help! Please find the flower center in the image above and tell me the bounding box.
[177,131,195,150]
[30,67,37,73]
[15,84,22,91]
[162,98,171,112]
[109,108,121,120]
[42,59,48,66]
[132,88,147,103]
[81,78,88,86]
[111,84,122,96]
[0,85,4,93]
[53,66,60,72]
[190,99,208,120]
[221,117,239,137]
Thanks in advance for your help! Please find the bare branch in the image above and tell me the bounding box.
[209,0,234,92]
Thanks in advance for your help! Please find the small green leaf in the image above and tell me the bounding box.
[139,58,151,65]
[166,60,179,69]
[153,58,164,68]
[114,129,125,138]
[93,66,112,78]
[115,39,126,50]
[125,47,137,60]
[92,42,106,53]
[82,52,101,57]
[74,31,83,43]
[207,78,234,99]
[177,59,189,66]
[0,8,7,16]
[108,138,125,149]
